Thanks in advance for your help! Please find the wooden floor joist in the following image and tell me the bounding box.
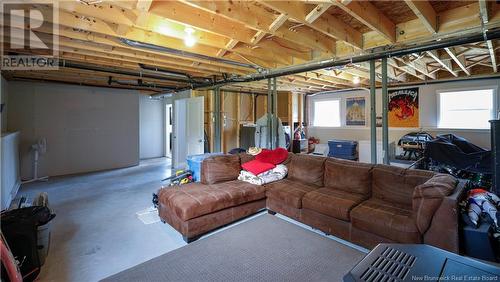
[1,0,499,93]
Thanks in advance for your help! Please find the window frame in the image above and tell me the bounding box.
[311,97,342,128]
[436,86,498,130]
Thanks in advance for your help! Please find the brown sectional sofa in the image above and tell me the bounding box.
[158,153,464,253]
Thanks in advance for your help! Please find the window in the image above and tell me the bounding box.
[438,89,495,129]
[313,99,340,127]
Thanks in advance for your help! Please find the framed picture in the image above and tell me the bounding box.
[388,87,419,127]
[345,97,366,126]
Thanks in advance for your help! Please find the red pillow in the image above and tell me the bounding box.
[255,147,288,165]
[242,160,276,175]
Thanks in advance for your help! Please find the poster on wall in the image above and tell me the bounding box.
[388,87,419,127]
[346,97,366,126]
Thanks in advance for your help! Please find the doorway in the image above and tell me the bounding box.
[165,103,173,158]
[173,96,204,169]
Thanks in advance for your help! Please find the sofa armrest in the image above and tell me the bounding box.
[422,180,466,253]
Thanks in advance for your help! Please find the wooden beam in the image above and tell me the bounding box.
[395,55,435,79]
[487,40,498,72]
[478,0,497,73]
[305,4,332,24]
[427,50,458,77]
[464,54,492,69]
[4,25,252,75]
[315,69,360,84]
[357,61,405,82]
[260,1,363,49]
[387,58,425,80]
[445,47,471,76]
[404,0,437,34]
[269,14,289,32]
[250,13,288,46]
[167,1,334,52]
[251,31,266,45]
[216,39,239,57]
[332,0,396,43]
[135,0,153,26]
[299,71,354,87]
[478,0,489,24]
[136,0,153,12]
[57,1,302,63]
[149,1,257,45]
[11,5,299,68]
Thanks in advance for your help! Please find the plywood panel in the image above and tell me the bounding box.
[240,94,254,123]
[277,91,292,124]
[222,91,239,152]
[255,95,267,120]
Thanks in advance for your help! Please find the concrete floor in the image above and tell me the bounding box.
[17,158,188,282]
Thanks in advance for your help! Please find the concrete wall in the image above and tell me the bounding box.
[7,81,140,179]
[308,78,500,149]
[139,95,165,159]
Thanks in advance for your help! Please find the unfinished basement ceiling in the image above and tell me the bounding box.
[1,0,499,94]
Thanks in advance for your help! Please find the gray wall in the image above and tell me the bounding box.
[139,95,165,159]
[7,81,140,179]
[1,76,8,132]
[308,78,500,149]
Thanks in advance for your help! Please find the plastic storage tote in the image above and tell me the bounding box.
[328,140,358,160]
[186,153,223,182]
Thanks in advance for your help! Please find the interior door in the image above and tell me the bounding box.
[186,96,204,156]
[173,99,187,168]
[165,104,173,158]
[173,96,204,168]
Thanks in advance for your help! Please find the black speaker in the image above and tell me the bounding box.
[490,120,500,195]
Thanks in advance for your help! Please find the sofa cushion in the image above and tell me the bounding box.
[351,198,421,243]
[302,188,368,221]
[239,153,255,165]
[372,165,434,207]
[288,154,326,186]
[266,179,320,208]
[201,154,240,185]
[324,158,373,196]
[405,169,435,191]
[158,180,265,221]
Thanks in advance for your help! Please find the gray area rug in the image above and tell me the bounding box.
[101,214,365,282]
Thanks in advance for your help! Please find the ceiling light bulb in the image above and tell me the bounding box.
[184,35,196,47]
[157,24,170,36]
[353,76,360,84]
[184,27,196,47]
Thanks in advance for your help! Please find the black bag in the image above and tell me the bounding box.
[0,206,55,282]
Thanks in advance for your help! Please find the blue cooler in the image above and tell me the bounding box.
[186,153,223,182]
[328,140,358,160]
